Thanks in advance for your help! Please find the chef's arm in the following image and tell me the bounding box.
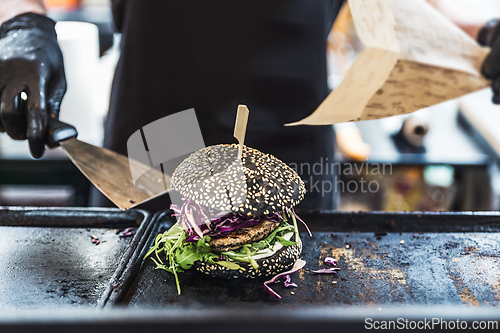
[0,0,67,158]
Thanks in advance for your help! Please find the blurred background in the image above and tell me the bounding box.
[1,0,500,212]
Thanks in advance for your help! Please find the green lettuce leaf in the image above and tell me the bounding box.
[196,236,211,253]
[276,236,296,246]
[174,244,201,270]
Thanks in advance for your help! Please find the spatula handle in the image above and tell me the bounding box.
[13,94,78,149]
[46,117,78,148]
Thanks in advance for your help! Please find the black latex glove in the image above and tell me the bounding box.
[478,19,500,105]
[0,12,66,158]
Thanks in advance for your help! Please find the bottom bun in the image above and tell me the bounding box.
[192,235,302,279]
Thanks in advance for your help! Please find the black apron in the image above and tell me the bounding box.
[98,0,343,212]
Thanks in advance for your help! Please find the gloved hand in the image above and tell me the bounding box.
[478,19,500,105]
[0,12,66,158]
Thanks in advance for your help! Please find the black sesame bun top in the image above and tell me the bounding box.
[171,144,305,216]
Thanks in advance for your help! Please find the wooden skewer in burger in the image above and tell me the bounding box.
[144,105,309,294]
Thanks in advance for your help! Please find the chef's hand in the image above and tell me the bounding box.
[0,12,66,158]
[479,19,500,105]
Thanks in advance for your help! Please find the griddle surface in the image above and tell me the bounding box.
[0,207,148,309]
[124,211,500,308]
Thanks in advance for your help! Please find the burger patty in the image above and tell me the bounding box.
[209,218,280,252]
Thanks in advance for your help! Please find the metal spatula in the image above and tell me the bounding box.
[45,118,169,210]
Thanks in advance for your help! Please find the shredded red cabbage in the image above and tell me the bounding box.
[291,207,312,237]
[118,227,135,238]
[263,259,306,299]
[312,268,340,274]
[324,257,337,265]
[283,274,298,288]
[312,256,340,274]
[171,198,283,242]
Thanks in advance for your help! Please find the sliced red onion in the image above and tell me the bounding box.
[312,256,340,274]
[263,259,306,299]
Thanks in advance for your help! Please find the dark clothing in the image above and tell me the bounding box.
[99,0,343,212]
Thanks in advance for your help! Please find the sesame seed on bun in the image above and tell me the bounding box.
[171,144,306,216]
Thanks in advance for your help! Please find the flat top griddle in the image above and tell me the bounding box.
[123,210,500,309]
[0,207,149,309]
[1,209,500,333]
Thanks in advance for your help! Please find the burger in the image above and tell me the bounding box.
[144,144,308,294]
